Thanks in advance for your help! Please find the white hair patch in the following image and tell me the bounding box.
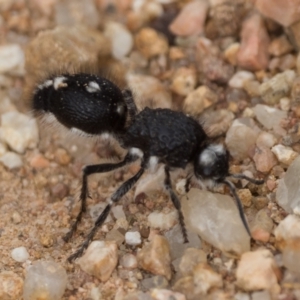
[199,150,216,166]
[148,156,159,172]
[41,112,58,124]
[129,147,144,158]
[86,81,101,93]
[53,76,68,90]
[208,144,225,155]
[70,127,90,137]
[38,79,53,90]
[101,133,111,140]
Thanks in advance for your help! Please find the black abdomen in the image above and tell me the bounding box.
[32,73,127,135]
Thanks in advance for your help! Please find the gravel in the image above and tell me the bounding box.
[0,0,300,299]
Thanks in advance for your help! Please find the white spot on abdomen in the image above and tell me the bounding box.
[116,103,125,115]
[86,81,101,93]
[53,76,68,90]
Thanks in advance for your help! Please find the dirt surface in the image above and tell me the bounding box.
[1,0,300,299]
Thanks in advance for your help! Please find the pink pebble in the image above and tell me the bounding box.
[169,0,208,37]
[237,13,270,71]
[254,0,300,27]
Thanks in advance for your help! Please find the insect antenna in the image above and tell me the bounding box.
[223,179,251,236]
[229,173,264,185]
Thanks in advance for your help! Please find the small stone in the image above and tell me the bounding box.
[170,67,197,96]
[237,189,252,207]
[291,76,300,103]
[165,225,201,260]
[0,271,23,300]
[235,292,250,300]
[181,189,250,256]
[276,156,300,213]
[141,276,169,290]
[55,0,100,28]
[119,253,138,269]
[197,40,234,83]
[274,215,300,273]
[256,131,277,149]
[0,141,7,157]
[125,231,142,246]
[236,250,281,298]
[77,241,118,281]
[126,74,172,110]
[114,217,129,231]
[148,210,177,231]
[104,21,133,60]
[169,46,185,61]
[105,229,125,246]
[23,261,67,300]
[135,27,168,59]
[225,118,259,160]
[137,235,172,280]
[208,1,246,37]
[237,14,270,71]
[268,35,293,57]
[253,196,269,210]
[39,233,54,248]
[271,144,298,165]
[192,263,223,294]
[280,97,291,111]
[259,70,296,104]
[183,85,218,117]
[11,246,29,262]
[54,148,71,165]
[169,0,208,37]
[201,109,234,137]
[253,104,287,130]
[50,183,69,199]
[151,288,186,300]
[224,42,240,66]
[243,80,261,97]
[228,71,255,89]
[30,153,50,169]
[123,291,153,300]
[288,20,300,51]
[111,205,126,219]
[0,44,24,75]
[252,290,271,300]
[11,211,22,224]
[25,25,111,81]
[279,53,296,71]
[274,214,300,249]
[253,146,277,173]
[1,111,39,153]
[172,276,196,299]
[251,209,273,243]
[179,248,207,277]
[0,152,23,169]
[254,0,300,27]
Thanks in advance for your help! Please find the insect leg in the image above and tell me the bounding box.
[67,163,145,262]
[63,153,138,242]
[164,166,189,243]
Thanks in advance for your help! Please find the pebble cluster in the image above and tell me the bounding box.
[1,0,300,299]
